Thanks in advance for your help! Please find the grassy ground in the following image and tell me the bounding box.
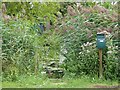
[2,75,118,88]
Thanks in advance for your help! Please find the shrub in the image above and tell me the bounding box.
[2,19,61,81]
[2,19,35,80]
[59,3,118,80]
[103,36,118,80]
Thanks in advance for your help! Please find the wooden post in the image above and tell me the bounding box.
[99,49,103,78]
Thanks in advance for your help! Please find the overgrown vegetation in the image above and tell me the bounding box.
[2,19,61,81]
[1,2,119,87]
[57,3,118,80]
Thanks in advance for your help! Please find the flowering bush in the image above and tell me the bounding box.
[59,3,118,80]
[60,27,99,76]
[103,36,118,80]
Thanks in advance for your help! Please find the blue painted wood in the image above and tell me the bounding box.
[39,23,44,33]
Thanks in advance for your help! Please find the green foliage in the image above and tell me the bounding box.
[2,75,118,88]
[2,19,35,81]
[60,16,98,76]
[2,17,61,81]
[5,2,60,22]
[59,3,118,80]
[103,36,118,80]
[3,65,19,81]
[2,2,119,81]
[59,2,76,16]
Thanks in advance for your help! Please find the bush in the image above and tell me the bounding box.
[103,36,118,80]
[2,19,61,81]
[59,3,118,80]
[2,19,35,80]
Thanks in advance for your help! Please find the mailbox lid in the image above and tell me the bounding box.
[97,34,106,49]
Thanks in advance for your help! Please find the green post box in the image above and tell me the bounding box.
[97,34,106,49]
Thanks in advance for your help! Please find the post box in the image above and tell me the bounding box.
[97,34,106,49]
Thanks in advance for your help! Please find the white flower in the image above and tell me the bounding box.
[107,51,112,54]
[115,46,118,48]
[108,46,112,49]
[83,43,87,46]
[83,42,93,47]
[41,71,46,74]
[87,50,90,53]
[89,43,92,46]
[79,52,82,54]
